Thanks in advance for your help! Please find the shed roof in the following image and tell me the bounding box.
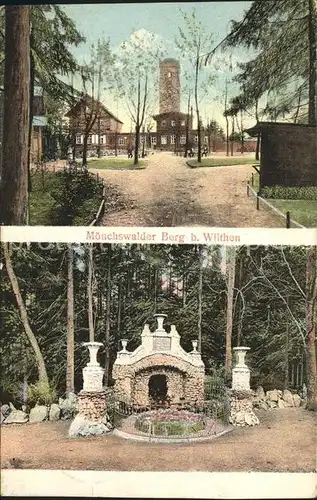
[245,121,316,137]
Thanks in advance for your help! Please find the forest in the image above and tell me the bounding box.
[1,243,316,409]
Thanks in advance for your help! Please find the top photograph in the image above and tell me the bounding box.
[0,1,316,228]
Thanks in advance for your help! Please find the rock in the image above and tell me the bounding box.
[68,413,112,437]
[293,394,301,408]
[9,402,16,411]
[245,412,260,426]
[282,390,294,406]
[49,404,61,421]
[258,401,269,411]
[266,389,280,402]
[4,410,28,424]
[59,393,78,419]
[1,404,11,418]
[256,386,265,399]
[266,399,277,408]
[29,405,48,423]
[0,413,4,424]
[278,399,286,408]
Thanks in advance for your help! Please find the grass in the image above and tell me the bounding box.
[88,157,147,170]
[29,170,62,225]
[250,172,317,227]
[29,168,103,225]
[187,157,260,168]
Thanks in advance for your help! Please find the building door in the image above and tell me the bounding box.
[148,374,168,404]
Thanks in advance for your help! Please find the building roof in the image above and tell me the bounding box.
[66,94,123,124]
[245,121,316,136]
[152,111,189,120]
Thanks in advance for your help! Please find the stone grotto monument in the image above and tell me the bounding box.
[112,314,205,410]
[69,342,112,437]
[229,346,260,426]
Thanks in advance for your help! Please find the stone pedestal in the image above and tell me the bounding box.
[68,342,112,437]
[229,346,259,427]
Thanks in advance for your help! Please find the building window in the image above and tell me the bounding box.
[87,134,92,144]
[180,136,186,145]
[161,120,166,127]
[140,136,145,144]
[75,134,82,145]
[204,136,208,144]
[151,136,157,145]
[161,135,167,145]
[118,137,125,146]
[170,135,176,144]
[194,135,198,142]
[181,120,185,127]
[171,120,176,127]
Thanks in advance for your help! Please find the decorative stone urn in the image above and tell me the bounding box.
[232,346,251,391]
[154,313,168,331]
[69,341,112,437]
[82,342,104,392]
[229,346,259,427]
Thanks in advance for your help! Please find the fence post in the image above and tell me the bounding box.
[286,211,291,228]
[247,181,250,197]
[256,191,260,210]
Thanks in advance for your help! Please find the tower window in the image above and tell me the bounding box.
[161,120,167,127]
[167,71,172,78]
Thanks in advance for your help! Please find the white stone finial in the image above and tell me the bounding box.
[232,346,251,391]
[121,339,128,352]
[233,346,250,368]
[83,342,103,366]
[154,313,167,331]
[192,340,198,352]
[142,324,151,335]
[82,342,104,392]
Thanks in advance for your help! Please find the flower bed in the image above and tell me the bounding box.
[135,409,207,436]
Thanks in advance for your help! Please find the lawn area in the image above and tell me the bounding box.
[29,170,62,225]
[29,168,103,225]
[250,172,317,227]
[88,157,146,170]
[187,157,259,168]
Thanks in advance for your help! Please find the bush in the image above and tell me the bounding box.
[260,186,317,200]
[49,169,103,225]
[27,380,57,406]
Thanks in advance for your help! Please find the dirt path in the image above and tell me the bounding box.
[90,153,283,227]
[1,408,315,471]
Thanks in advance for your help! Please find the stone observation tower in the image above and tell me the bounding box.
[113,314,205,409]
[159,59,181,114]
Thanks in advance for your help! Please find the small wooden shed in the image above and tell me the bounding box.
[245,122,317,188]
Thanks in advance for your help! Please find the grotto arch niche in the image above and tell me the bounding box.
[112,314,205,410]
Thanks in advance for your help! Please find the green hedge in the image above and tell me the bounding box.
[259,186,317,200]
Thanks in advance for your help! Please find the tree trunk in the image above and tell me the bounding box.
[230,116,234,156]
[87,244,94,342]
[2,242,48,383]
[184,92,191,157]
[134,124,140,166]
[306,246,317,410]
[66,245,75,395]
[104,244,112,386]
[195,46,201,163]
[0,6,30,224]
[308,0,317,126]
[225,246,236,380]
[197,246,203,352]
[82,134,88,167]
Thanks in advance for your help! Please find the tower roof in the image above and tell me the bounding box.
[160,58,180,66]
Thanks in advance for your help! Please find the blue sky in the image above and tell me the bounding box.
[63,2,254,131]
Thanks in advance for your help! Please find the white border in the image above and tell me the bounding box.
[1,226,317,245]
[1,470,316,498]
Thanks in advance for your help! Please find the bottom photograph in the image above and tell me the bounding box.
[0,242,316,473]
